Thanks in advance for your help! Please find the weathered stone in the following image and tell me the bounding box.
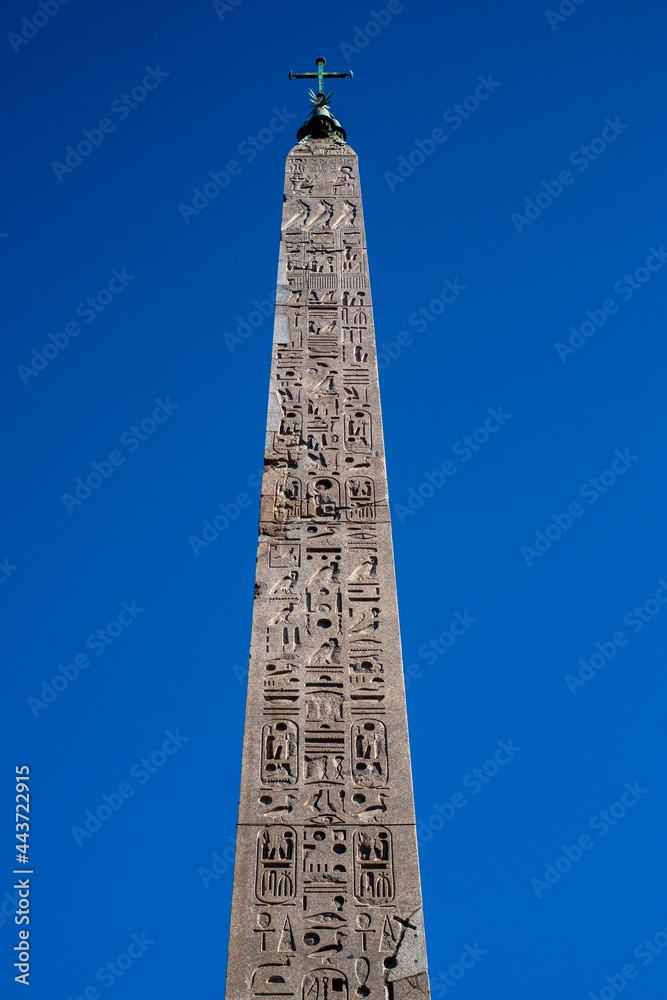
[225,135,431,1000]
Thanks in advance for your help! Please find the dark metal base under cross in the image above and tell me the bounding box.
[289,56,353,143]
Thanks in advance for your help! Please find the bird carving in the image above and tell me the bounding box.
[306,930,347,965]
[350,793,388,823]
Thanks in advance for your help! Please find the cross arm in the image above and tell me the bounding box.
[289,71,352,79]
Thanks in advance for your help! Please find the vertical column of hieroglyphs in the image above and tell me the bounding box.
[225,137,431,1000]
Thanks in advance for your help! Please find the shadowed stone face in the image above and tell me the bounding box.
[225,135,431,1000]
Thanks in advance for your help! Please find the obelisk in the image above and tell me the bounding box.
[225,60,431,1000]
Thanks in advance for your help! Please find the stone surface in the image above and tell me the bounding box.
[225,136,431,1000]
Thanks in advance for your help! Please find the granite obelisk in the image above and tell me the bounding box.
[225,61,431,1000]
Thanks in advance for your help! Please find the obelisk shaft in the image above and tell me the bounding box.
[225,136,431,1000]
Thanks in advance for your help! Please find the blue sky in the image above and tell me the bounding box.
[3,0,667,997]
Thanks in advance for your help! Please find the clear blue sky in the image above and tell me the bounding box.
[4,0,667,997]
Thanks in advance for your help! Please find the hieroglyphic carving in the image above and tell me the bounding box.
[302,970,348,1000]
[344,410,371,452]
[304,724,345,785]
[354,958,370,997]
[348,669,385,714]
[346,525,377,543]
[263,694,300,716]
[306,200,334,229]
[277,478,344,521]
[277,915,296,953]
[342,247,362,272]
[354,913,374,953]
[308,639,341,667]
[261,721,298,786]
[276,477,305,520]
[349,791,388,824]
[305,787,346,822]
[283,197,312,229]
[309,478,341,518]
[251,959,293,998]
[348,555,378,582]
[345,478,375,521]
[353,828,394,902]
[254,911,275,952]
[259,791,297,821]
[307,556,341,585]
[347,555,380,606]
[270,572,301,600]
[270,542,302,568]
[266,605,301,659]
[387,974,431,1000]
[303,828,350,895]
[348,607,380,638]
[274,408,303,456]
[351,720,388,788]
[379,915,399,952]
[306,690,343,722]
[256,826,297,903]
[342,371,369,405]
[333,163,356,196]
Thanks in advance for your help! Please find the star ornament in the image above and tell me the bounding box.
[308,87,335,112]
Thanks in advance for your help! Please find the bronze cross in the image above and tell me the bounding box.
[289,56,352,95]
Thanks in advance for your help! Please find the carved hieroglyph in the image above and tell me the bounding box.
[225,137,431,1000]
